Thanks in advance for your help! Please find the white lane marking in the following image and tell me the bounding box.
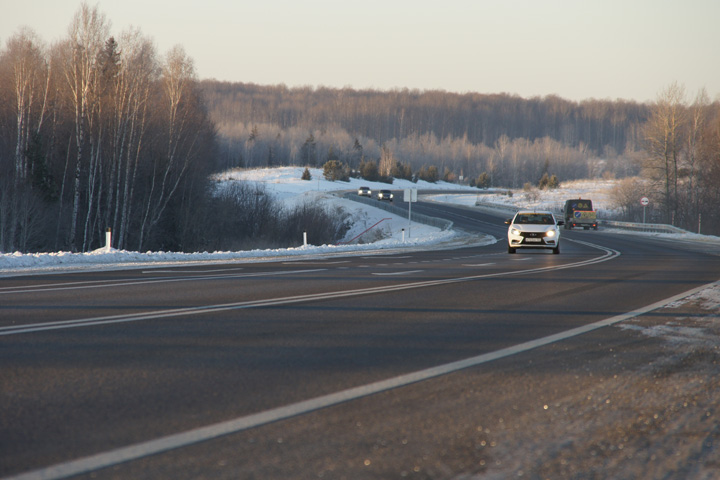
[10,278,718,480]
[0,269,325,296]
[146,268,244,274]
[463,263,496,267]
[0,244,618,337]
[372,270,424,276]
[282,261,351,265]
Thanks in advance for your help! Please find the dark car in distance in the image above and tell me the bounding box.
[377,189,394,201]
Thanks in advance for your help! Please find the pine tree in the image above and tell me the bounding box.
[301,133,317,166]
[323,160,345,181]
[360,160,379,182]
[476,172,491,189]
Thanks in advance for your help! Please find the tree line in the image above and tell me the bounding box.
[201,81,649,155]
[639,84,720,233]
[202,80,649,183]
[0,4,218,253]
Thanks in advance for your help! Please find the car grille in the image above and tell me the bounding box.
[520,231,551,245]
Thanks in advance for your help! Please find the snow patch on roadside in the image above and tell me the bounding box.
[620,282,720,345]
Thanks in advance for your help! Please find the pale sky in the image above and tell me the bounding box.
[2,0,719,103]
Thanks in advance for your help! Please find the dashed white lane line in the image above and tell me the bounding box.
[10,279,719,480]
[283,260,351,265]
[147,268,244,274]
[371,270,424,276]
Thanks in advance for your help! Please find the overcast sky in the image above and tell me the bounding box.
[2,0,719,103]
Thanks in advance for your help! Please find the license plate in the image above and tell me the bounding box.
[525,238,542,243]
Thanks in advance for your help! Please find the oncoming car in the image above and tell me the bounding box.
[377,189,394,201]
[505,211,564,254]
[357,186,371,197]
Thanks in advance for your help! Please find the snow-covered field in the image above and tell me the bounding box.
[0,167,718,276]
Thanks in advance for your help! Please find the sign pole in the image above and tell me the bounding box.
[408,197,412,238]
[404,189,418,238]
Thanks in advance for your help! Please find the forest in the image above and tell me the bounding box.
[2,5,720,254]
[202,81,649,183]
[0,6,219,254]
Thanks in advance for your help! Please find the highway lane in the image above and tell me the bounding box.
[1,203,719,479]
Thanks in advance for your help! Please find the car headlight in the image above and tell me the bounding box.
[511,228,521,236]
[546,230,556,237]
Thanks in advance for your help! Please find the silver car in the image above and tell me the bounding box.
[358,186,371,197]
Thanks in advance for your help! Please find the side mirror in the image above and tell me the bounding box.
[505,219,512,225]
[557,220,564,226]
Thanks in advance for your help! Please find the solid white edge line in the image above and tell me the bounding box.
[6,279,719,480]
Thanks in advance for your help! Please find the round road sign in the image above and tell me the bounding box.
[640,197,649,206]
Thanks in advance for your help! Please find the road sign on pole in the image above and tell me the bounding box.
[640,197,649,223]
[404,189,417,238]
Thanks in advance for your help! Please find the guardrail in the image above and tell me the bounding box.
[600,220,689,234]
[474,200,520,216]
[341,193,454,231]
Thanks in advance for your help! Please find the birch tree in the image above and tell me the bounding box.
[643,83,686,224]
[137,45,198,250]
[0,28,51,252]
[62,3,109,250]
[94,30,158,249]
[5,29,51,182]
[684,89,709,226]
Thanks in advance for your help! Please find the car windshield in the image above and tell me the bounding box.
[514,214,554,225]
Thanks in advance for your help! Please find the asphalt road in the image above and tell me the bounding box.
[1,200,719,479]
